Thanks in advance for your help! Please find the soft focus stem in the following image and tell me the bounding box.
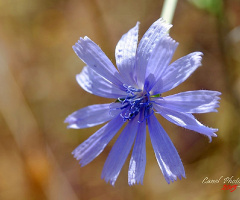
[161,0,178,24]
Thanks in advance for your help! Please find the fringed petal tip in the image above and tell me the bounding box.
[71,151,86,167]
[215,91,222,96]
[207,129,218,143]
[166,174,186,184]
[66,124,79,129]
[64,116,70,124]
[215,92,222,111]
[72,38,87,59]
[71,149,82,161]
[102,178,117,187]
[64,117,76,129]
[157,18,173,30]
[195,127,218,143]
[211,91,222,99]
[72,36,96,49]
[190,52,203,67]
[101,172,118,186]
[64,114,76,123]
[72,39,83,52]
[71,148,88,167]
[128,179,143,186]
[128,168,145,186]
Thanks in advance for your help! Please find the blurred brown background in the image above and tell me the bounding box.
[0,0,240,199]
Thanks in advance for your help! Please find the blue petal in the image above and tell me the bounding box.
[72,115,125,166]
[148,114,185,184]
[101,115,140,185]
[65,103,119,129]
[128,114,146,185]
[136,18,172,89]
[115,22,139,86]
[73,37,124,89]
[153,90,221,113]
[144,34,178,92]
[151,52,203,95]
[77,66,127,98]
[154,105,218,142]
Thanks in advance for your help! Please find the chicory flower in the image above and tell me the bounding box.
[65,18,221,185]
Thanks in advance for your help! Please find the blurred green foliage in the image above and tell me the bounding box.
[189,0,223,16]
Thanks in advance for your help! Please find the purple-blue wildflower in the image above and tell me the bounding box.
[65,18,221,185]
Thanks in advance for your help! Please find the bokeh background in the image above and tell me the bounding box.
[0,0,240,199]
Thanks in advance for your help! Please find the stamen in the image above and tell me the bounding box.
[123,84,142,94]
[112,85,154,122]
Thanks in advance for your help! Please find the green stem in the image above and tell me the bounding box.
[161,0,178,24]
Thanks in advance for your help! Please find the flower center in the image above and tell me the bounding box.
[111,85,154,122]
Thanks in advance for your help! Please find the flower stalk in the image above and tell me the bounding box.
[161,0,178,24]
